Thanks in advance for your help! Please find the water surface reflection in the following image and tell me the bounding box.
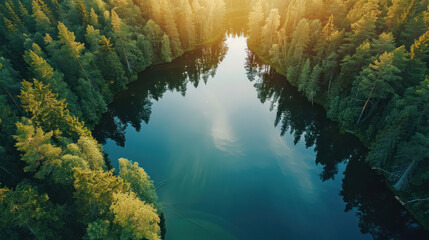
[94,36,428,239]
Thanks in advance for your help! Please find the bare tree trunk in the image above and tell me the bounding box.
[407,198,429,204]
[394,159,417,190]
[3,87,25,115]
[76,57,91,83]
[361,98,379,123]
[357,71,382,125]
[0,165,18,179]
[356,84,375,125]
[120,37,132,72]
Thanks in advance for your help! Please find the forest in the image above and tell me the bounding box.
[1,0,429,238]
[0,0,225,239]
[247,0,429,227]
[246,50,426,238]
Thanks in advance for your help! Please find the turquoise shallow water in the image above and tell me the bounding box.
[95,36,427,240]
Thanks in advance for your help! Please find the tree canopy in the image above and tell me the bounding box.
[248,0,429,228]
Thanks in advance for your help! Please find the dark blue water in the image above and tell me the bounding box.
[94,36,427,240]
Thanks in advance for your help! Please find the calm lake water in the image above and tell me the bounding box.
[94,35,428,239]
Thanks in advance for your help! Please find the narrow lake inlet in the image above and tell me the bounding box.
[3,0,429,239]
[94,36,427,240]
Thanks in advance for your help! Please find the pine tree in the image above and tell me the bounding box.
[177,0,196,50]
[13,119,62,179]
[0,183,63,239]
[371,32,396,56]
[32,0,53,33]
[110,192,161,240]
[19,79,90,139]
[337,41,372,92]
[144,20,165,63]
[161,34,173,62]
[0,57,21,112]
[24,44,80,115]
[119,158,158,207]
[98,35,129,92]
[57,22,91,83]
[77,0,89,26]
[287,19,310,64]
[355,52,402,124]
[89,8,98,27]
[410,29,429,60]
[393,133,429,190]
[73,169,129,223]
[74,136,105,171]
[345,0,381,50]
[307,65,322,104]
[314,15,337,62]
[110,9,131,72]
[287,65,299,85]
[248,1,264,44]
[298,59,311,92]
[322,52,338,94]
[74,78,107,126]
[159,0,182,57]
[4,1,23,28]
[269,44,282,68]
[191,0,203,42]
[84,25,101,52]
[84,219,110,240]
[261,8,280,54]
[13,121,91,185]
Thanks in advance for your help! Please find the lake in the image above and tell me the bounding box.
[94,35,428,239]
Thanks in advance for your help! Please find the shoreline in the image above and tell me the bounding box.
[246,41,429,230]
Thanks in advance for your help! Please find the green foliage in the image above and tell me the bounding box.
[161,34,173,62]
[24,44,80,115]
[345,0,381,50]
[57,22,85,59]
[1,0,226,134]
[0,183,63,239]
[110,192,161,240]
[73,169,129,223]
[247,1,263,44]
[248,0,429,226]
[13,119,62,179]
[74,78,108,127]
[0,57,20,97]
[261,8,280,53]
[5,78,163,238]
[19,79,90,140]
[85,219,110,240]
[410,29,429,60]
[96,35,128,93]
[32,0,53,34]
[298,58,311,93]
[0,0,226,238]
[307,65,322,104]
[355,52,401,105]
[0,57,20,185]
[118,158,158,207]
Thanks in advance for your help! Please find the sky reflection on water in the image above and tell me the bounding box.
[95,36,428,240]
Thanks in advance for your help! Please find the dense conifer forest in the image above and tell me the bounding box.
[0,0,225,239]
[1,0,429,238]
[247,0,429,227]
